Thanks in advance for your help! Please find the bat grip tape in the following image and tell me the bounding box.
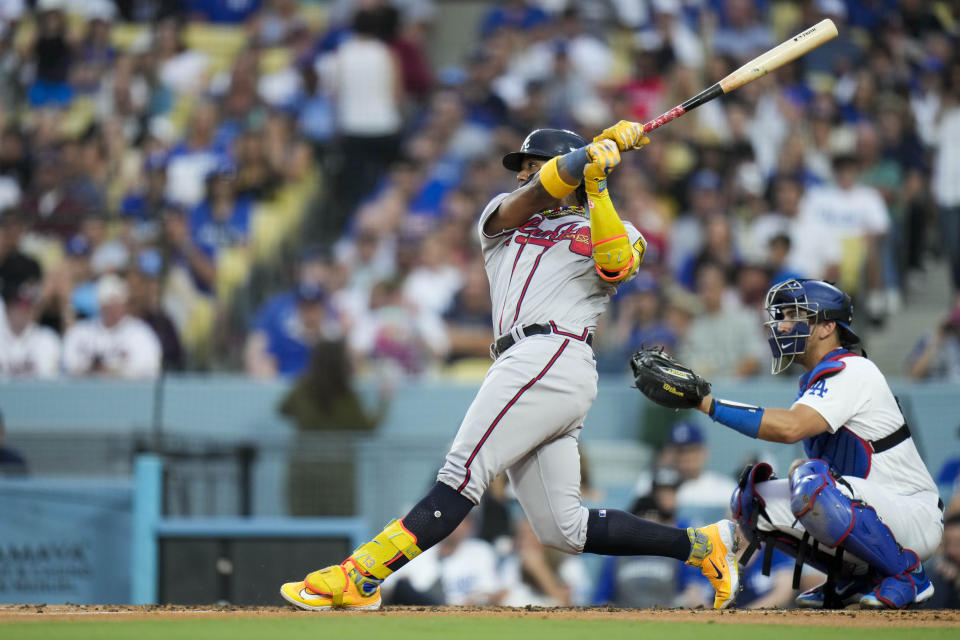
[709,398,764,438]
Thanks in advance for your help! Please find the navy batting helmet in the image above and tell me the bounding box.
[764,279,860,374]
[502,128,587,171]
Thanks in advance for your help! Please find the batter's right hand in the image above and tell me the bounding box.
[584,138,621,175]
[594,120,651,151]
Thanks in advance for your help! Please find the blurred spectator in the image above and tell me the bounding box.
[154,16,210,95]
[189,0,261,24]
[62,274,162,379]
[933,58,960,300]
[349,277,449,377]
[72,5,117,95]
[246,281,340,379]
[119,152,169,245]
[676,214,741,291]
[20,149,100,241]
[402,230,464,316]
[318,6,404,227]
[0,410,28,477]
[926,513,960,609]
[498,515,591,607]
[26,4,72,107]
[659,421,737,525]
[127,249,184,371]
[711,0,772,62]
[442,256,494,363]
[0,255,60,378]
[766,233,804,287]
[906,303,960,382]
[386,513,502,606]
[596,272,677,374]
[164,100,228,208]
[747,176,803,268]
[796,154,890,317]
[281,338,389,515]
[593,466,682,607]
[668,170,725,278]
[675,261,765,379]
[250,0,307,47]
[188,163,252,264]
[480,0,549,38]
[0,127,32,189]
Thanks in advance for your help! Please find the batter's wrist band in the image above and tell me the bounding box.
[585,179,609,197]
[540,156,579,199]
[558,146,589,178]
[709,398,763,438]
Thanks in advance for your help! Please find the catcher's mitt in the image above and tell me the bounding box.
[630,347,711,409]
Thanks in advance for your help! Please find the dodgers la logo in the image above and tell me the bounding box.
[807,379,828,398]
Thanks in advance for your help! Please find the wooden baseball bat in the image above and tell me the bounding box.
[641,19,838,134]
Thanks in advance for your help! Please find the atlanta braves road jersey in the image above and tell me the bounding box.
[478,193,642,338]
[792,355,938,496]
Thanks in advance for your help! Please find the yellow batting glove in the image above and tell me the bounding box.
[594,120,651,151]
[585,139,621,175]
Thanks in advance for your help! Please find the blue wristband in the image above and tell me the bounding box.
[709,398,764,438]
[558,146,589,178]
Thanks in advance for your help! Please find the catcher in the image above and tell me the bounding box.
[631,278,944,609]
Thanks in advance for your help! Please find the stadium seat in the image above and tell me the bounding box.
[216,246,252,306]
[183,24,247,76]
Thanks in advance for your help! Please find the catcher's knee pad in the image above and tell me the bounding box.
[730,462,776,537]
[790,459,912,578]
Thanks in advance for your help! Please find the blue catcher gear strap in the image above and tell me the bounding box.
[789,459,917,578]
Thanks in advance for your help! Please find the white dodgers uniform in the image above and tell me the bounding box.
[436,194,643,553]
[756,352,943,563]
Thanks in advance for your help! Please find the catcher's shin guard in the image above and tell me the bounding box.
[789,459,930,608]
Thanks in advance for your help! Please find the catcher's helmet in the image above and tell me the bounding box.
[502,128,586,171]
[764,279,860,374]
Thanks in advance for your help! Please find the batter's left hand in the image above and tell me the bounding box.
[584,138,621,175]
[594,120,651,151]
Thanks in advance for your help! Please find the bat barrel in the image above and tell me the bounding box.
[719,19,838,94]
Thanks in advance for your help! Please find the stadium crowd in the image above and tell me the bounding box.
[0,0,958,383]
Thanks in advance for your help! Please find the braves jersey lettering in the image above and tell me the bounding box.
[478,193,642,337]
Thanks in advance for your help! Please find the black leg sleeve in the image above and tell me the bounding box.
[401,482,475,549]
[582,509,691,560]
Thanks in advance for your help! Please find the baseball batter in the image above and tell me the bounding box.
[699,278,944,609]
[281,122,740,611]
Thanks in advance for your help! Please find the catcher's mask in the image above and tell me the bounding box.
[764,279,859,374]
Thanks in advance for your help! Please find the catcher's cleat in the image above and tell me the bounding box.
[685,520,741,609]
[859,564,934,610]
[795,577,871,609]
[280,564,381,611]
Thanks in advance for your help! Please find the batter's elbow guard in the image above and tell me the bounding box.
[589,194,637,277]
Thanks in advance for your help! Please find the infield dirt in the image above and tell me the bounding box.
[0,605,958,627]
